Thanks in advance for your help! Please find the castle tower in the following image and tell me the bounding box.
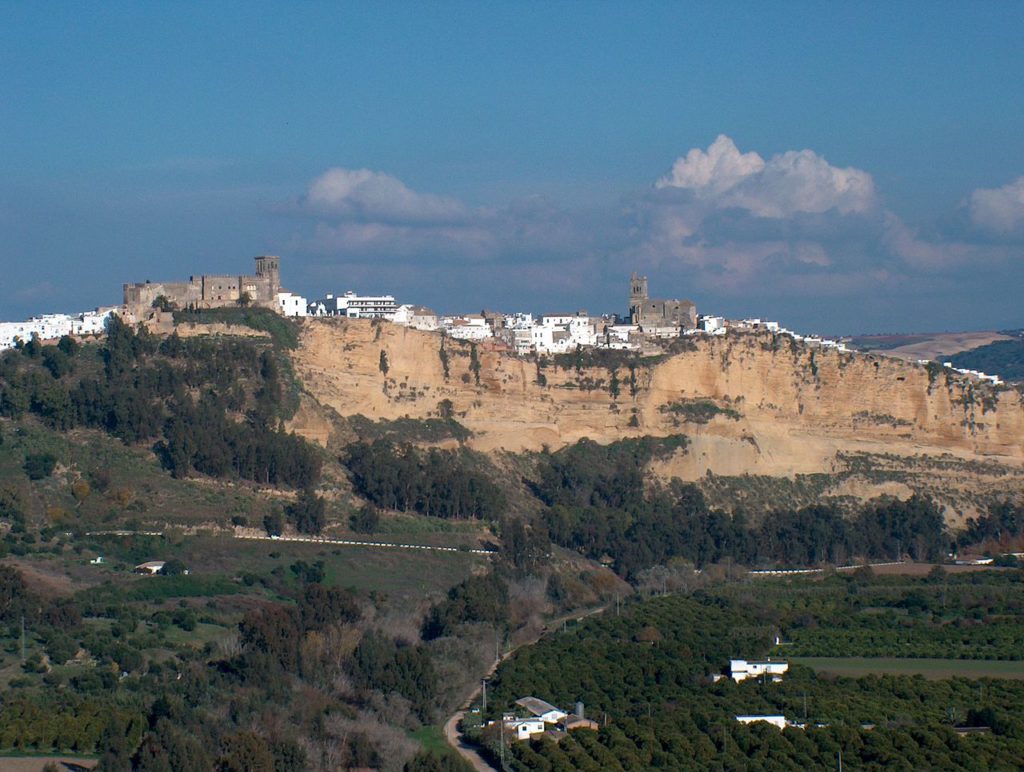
[629,272,648,324]
[254,255,281,296]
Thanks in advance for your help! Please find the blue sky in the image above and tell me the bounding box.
[2,2,1024,333]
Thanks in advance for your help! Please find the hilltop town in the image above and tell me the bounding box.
[2,254,1008,389]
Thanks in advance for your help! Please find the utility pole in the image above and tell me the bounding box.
[837,750,843,772]
[481,679,487,712]
[499,718,506,770]
[20,615,25,664]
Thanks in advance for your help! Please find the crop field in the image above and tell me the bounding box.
[791,656,1024,680]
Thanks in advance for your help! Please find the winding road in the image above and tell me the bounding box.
[441,605,609,770]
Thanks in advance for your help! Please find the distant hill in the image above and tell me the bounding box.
[847,330,1016,362]
[951,338,1024,382]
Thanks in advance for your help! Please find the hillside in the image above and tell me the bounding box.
[848,330,1015,362]
[289,318,1024,513]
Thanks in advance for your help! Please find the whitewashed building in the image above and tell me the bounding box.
[698,315,725,334]
[735,715,788,729]
[504,716,546,741]
[399,305,439,331]
[309,291,399,319]
[276,292,308,317]
[444,315,493,341]
[0,308,115,351]
[730,658,789,683]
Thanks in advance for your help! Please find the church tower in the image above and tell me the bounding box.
[254,255,281,297]
[629,272,648,324]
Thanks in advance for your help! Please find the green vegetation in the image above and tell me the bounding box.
[475,572,1024,769]
[171,306,300,349]
[853,410,912,428]
[0,318,318,489]
[550,347,664,373]
[0,531,489,768]
[346,413,472,444]
[950,339,1024,382]
[791,657,1024,680]
[343,439,505,519]
[743,570,1024,661]
[536,438,952,576]
[660,398,741,424]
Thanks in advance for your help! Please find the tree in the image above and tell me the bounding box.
[24,452,57,480]
[379,350,390,376]
[350,503,380,533]
[286,489,326,535]
[151,295,177,312]
[218,731,274,771]
[236,292,252,308]
[263,511,284,537]
[470,343,481,385]
[160,559,187,576]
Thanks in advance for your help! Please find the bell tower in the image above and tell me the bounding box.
[254,255,281,295]
[629,272,648,324]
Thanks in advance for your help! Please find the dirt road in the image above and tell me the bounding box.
[442,605,608,770]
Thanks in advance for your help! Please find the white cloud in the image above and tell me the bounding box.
[969,176,1024,234]
[304,167,467,223]
[656,134,765,195]
[655,135,875,218]
[291,144,1016,308]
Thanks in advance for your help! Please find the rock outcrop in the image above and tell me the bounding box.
[288,318,1024,509]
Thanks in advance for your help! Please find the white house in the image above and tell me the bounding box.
[397,305,439,331]
[134,561,166,575]
[504,716,546,741]
[445,316,493,341]
[541,313,577,327]
[309,291,399,319]
[735,715,788,729]
[0,308,115,351]
[698,315,725,334]
[730,658,789,683]
[276,292,308,317]
[506,327,535,356]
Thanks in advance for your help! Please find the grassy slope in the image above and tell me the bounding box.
[791,657,1024,680]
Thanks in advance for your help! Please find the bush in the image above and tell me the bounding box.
[24,453,57,480]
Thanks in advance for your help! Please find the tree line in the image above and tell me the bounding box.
[535,438,948,576]
[0,317,320,489]
[343,439,505,520]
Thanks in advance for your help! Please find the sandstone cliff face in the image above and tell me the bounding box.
[289,319,1024,489]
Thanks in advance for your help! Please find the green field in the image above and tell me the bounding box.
[791,656,1024,680]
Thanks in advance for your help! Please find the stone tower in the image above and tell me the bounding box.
[254,255,281,295]
[629,272,648,324]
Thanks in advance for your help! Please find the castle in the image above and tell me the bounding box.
[628,272,697,329]
[123,256,282,315]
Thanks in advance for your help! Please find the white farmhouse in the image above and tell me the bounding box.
[730,658,789,683]
[504,716,546,741]
[735,715,788,729]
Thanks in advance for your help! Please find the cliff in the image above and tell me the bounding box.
[288,319,1024,509]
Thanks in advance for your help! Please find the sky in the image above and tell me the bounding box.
[2,2,1024,335]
